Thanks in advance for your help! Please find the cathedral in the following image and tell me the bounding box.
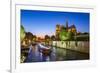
[56,21,77,40]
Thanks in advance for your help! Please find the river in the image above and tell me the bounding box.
[22,45,89,63]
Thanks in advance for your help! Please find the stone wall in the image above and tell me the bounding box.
[52,41,89,53]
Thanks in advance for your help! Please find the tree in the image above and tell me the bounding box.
[25,32,33,41]
[67,31,74,41]
[59,29,67,41]
[59,29,74,41]
[45,35,50,40]
[24,32,33,45]
[50,35,56,46]
[33,35,37,41]
[20,25,25,41]
[59,28,74,50]
[45,35,50,45]
[51,35,56,41]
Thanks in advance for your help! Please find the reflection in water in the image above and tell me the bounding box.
[55,47,89,61]
[22,46,89,63]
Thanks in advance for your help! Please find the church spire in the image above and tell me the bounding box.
[66,20,68,32]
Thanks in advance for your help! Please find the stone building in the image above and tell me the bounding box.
[55,21,77,40]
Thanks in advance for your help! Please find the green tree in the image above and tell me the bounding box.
[59,28,74,50]
[67,32,74,41]
[59,29,74,41]
[59,29,67,41]
[20,25,25,41]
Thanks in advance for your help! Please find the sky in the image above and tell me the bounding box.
[21,9,90,37]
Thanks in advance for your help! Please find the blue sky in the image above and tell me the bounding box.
[21,10,89,37]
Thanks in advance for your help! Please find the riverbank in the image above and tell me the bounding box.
[52,41,89,53]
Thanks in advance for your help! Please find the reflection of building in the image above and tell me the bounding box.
[55,21,77,39]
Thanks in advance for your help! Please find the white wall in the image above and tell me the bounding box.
[53,41,89,53]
